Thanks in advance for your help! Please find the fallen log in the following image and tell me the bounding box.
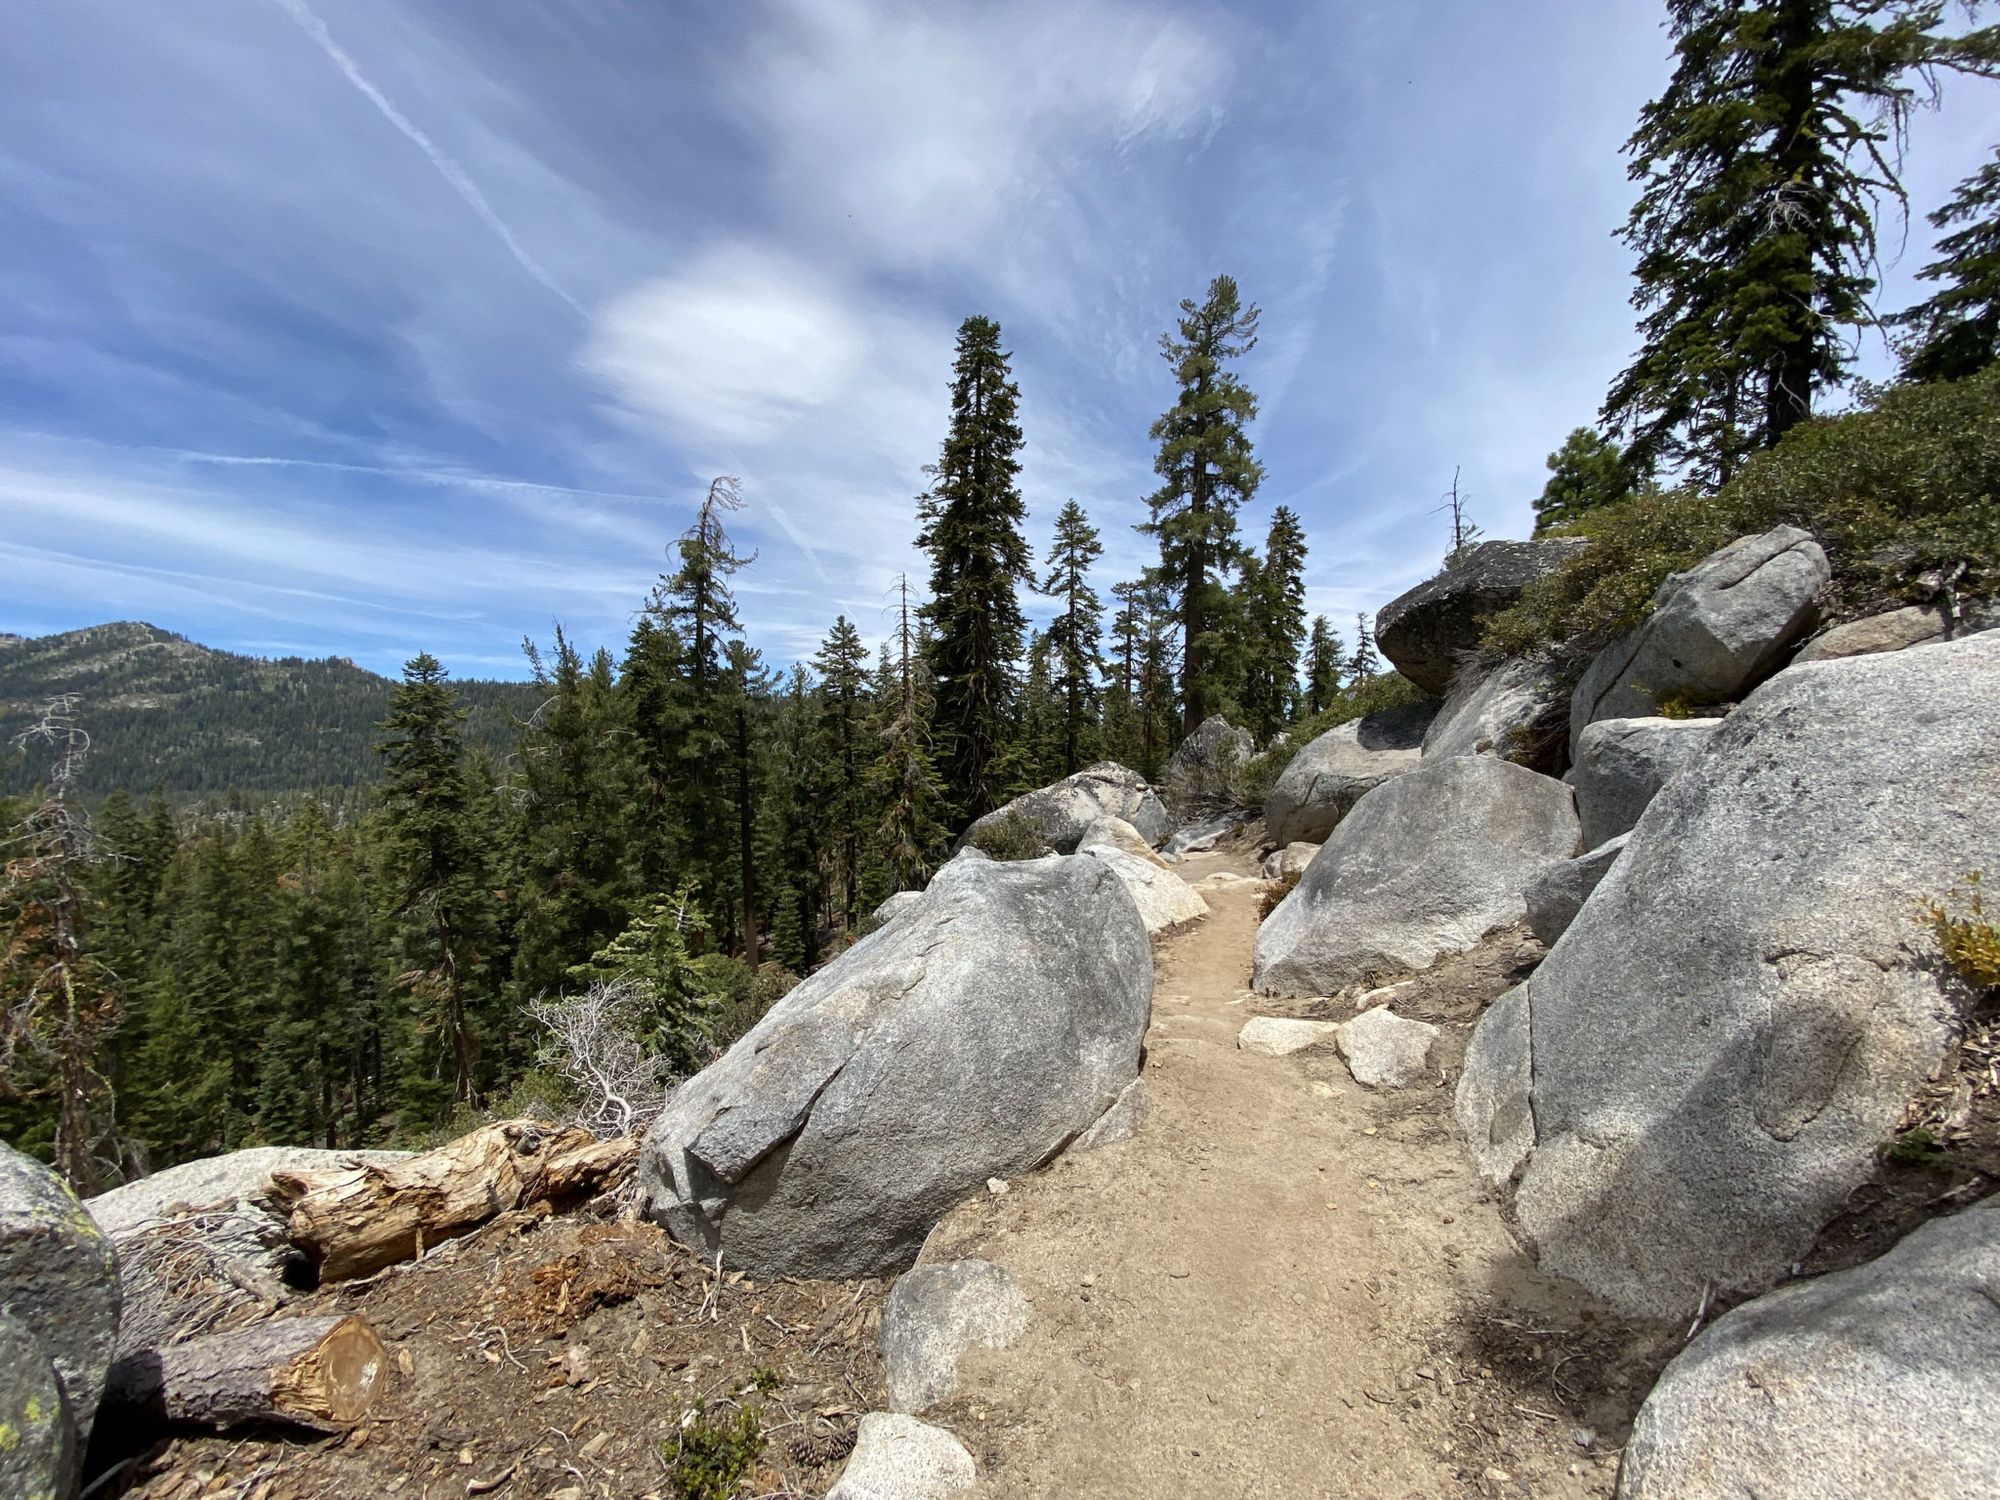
[268,1120,637,1282]
[101,1314,387,1433]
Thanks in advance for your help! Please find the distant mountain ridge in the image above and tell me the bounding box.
[0,623,540,798]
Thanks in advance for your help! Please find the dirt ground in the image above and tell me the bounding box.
[919,843,1680,1500]
[99,839,1693,1500]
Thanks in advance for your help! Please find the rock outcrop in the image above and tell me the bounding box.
[881,1260,1029,1413]
[1077,816,1170,869]
[1621,1199,2000,1500]
[1792,600,1999,664]
[1566,716,1719,850]
[638,854,1152,1279]
[1570,525,1829,747]
[1522,835,1628,948]
[1376,539,1589,695]
[1474,630,2000,1318]
[1420,656,1568,772]
[1455,985,1534,1189]
[1254,757,1579,997]
[1162,715,1254,796]
[1262,701,1438,847]
[962,763,1169,855]
[1077,845,1209,935]
[0,1308,78,1500]
[2,1141,122,1450]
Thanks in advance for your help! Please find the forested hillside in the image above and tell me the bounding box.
[0,623,539,798]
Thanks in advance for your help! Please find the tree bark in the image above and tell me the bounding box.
[102,1315,387,1433]
[269,1120,636,1282]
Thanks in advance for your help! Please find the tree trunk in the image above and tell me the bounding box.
[269,1120,637,1282]
[102,1315,387,1433]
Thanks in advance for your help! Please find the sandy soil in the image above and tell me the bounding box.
[919,844,1677,1500]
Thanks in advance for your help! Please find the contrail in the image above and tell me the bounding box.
[270,0,585,317]
[160,445,677,506]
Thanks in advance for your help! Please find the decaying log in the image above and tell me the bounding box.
[102,1314,387,1433]
[268,1120,638,1282]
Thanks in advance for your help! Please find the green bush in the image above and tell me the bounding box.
[665,1403,762,1500]
[1236,673,1431,811]
[1485,367,2000,659]
[967,811,1050,861]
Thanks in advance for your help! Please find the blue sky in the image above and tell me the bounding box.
[3,1,1994,680]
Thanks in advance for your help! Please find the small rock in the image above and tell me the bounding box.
[880,1261,1029,1414]
[1336,1006,1440,1089]
[827,1412,976,1499]
[1237,1017,1342,1057]
[985,1178,1008,1196]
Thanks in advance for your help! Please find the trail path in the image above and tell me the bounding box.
[920,845,1662,1500]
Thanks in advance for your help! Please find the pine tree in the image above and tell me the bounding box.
[724,640,773,964]
[564,884,722,1074]
[1346,614,1381,685]
[919,316,1031,823]
[1899,145,2000,382]
[767,666,829,972]
[1242,506,1309,739]
[1010,632,1063,793]
[872,577,945,894]
[375,653,490,1108]
[1436,467,1484,562]
[1041,500,1105,775]
[1534,428,1640,534]
[1305,616,1344,715]
[812,618,872,936]
[1143,274,1265,734]
[1604,1,1998,481]
[618,614,687,893]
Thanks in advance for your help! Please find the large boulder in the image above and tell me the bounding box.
[1522,834,1628,948]
[1486,631,2000,1319]
[962,763,1168,854]
[1262,701,1439,847]
[1076,845,1208,935]
[1077,815,1170,869]
[1570,525,1829,748]
[1420,655,1568,772]
[637,854,1152,1279]
[1,1142,120,1450]
[1259,841,1320,880]
[881,1260,1029,1413]
[1455,985,1534,1190]
[1566,716,1719,849]
[1620,1199,2000,1500]
[1161,714,1254,797]
[1376,538,1589,695]
[0,1309,77,1500]
[1792,599,1999,665]
[1253,756,1580,997]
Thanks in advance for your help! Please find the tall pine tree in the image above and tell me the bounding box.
[1898,144,2000,382]
[1041,500,1105,775]
[1241,506,1308,739]
[1304,615,1344,715]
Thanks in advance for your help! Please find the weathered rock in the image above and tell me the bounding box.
[962,763,1168,855]
[1076,845,1209,935]
[1,1142,121,1448]
[1377,539,1590,695]
[1262,701,1439,847]
[1522,835,1628,948]
[1421,655,1569,772]
[1570,525,1829,747]
[1072,1078,1151,1151]
[872,891,923,927]
[1077,815,1169,868]
[1162,810,1246,857]
[1507,630,2000,1318]
[1454,985,1534,1188]
[881,1260,1029,1413]
[1237,1017,1342,1057]
[637,854,1152,1278]
[1566,716,1719,849]
[1621,1199,2000,1500]
[0,1309,78,1500]
[1792,600,1999,665]
[828,1413,976,1499]
[1259,842,1320,880]
[1162,714,1255,796]
[1253,757,1580,997]
[1337,1007,1439,1088]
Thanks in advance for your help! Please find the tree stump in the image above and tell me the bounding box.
[102,1314,387,1432]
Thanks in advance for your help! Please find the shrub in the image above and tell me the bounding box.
[1924,872,2000,993]
[1485,367,2000,659]
[665,1403,762,1500]
[967,811,1049,861]
[1260,869,1300,918]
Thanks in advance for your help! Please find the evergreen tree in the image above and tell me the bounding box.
[618,614,687,893]
[918,316,1031,823]
[1604,1,1997,481]
[1346,614,1381,685]
[1242,506,1309,739]
[1534,427,1641,534]
[564,884,722,1074]
[1305,616,1345,715]
[1143,274,1265,734]
[767,666,829,972]
[724,640,773,963]
[1010,632,1064,793]
[872,578,945,894]
[812,618,871,936]
[1899,144,2000,382]
[1041,500,1105,775]
[375,653,491,1109]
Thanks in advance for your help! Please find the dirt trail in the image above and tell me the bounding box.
[920,844,1668,1500]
